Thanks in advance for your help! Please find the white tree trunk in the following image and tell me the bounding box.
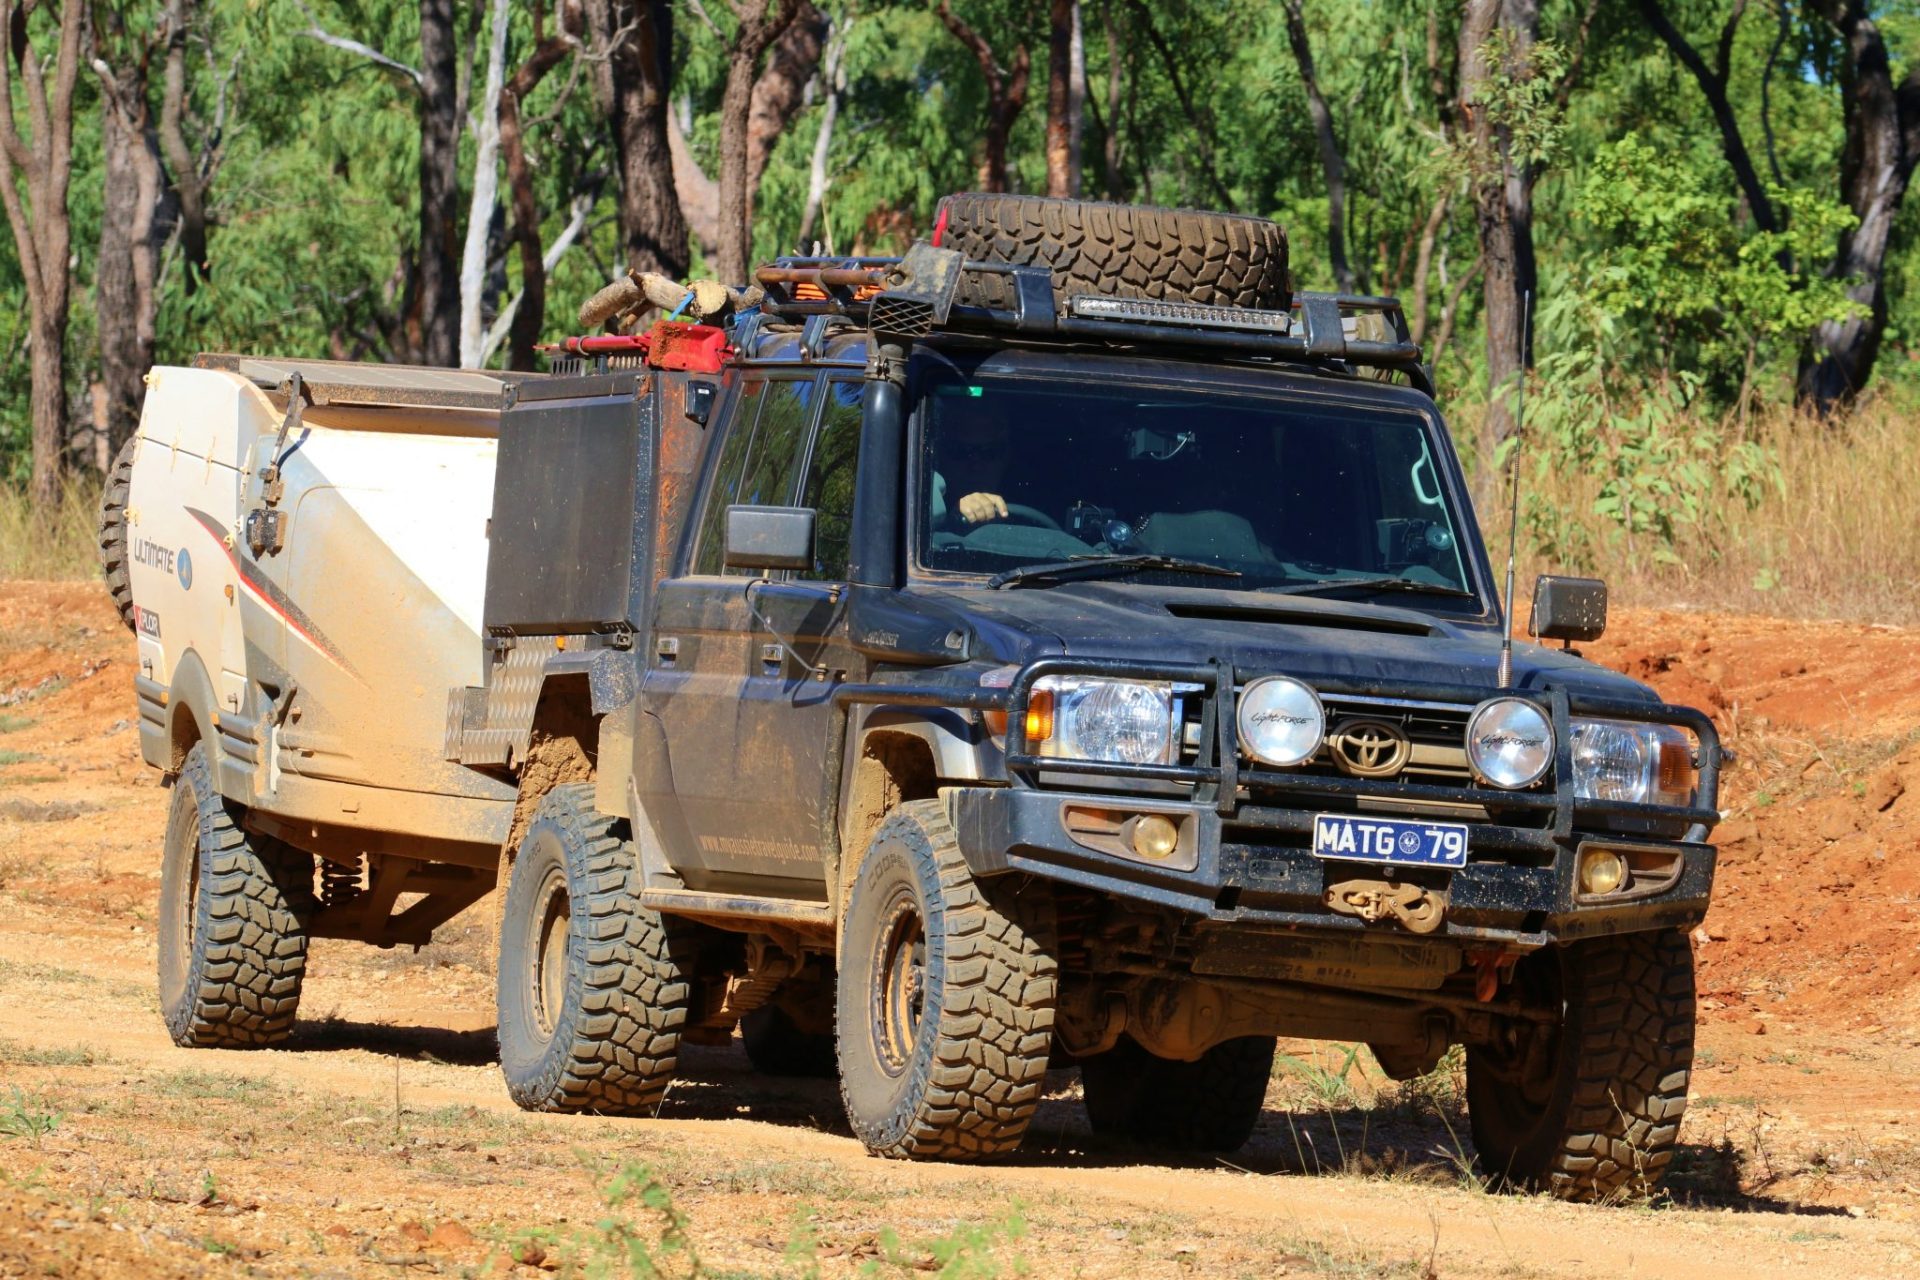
[458,0,512,368]
[798,16,848,252]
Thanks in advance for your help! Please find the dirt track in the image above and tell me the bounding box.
[3,582,1920,1278]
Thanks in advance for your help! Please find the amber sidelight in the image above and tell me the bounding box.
[1024,689,1055,743]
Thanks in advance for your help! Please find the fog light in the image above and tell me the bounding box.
[1579,848,1627,896]
[1129,814,1180,860]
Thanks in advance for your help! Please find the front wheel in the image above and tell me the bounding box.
[1467,928,1696,1201]
[835,800,1057,1160]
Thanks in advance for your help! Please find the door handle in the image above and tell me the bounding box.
[759,642,784,670]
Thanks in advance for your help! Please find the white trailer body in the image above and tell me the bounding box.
[124,357,522,939]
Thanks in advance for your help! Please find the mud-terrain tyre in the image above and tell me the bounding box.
[742,984,837,1079]
[1467,928,1695,1202]
[1080,1034,1275,1152]
[835,799,1057,1160]
[157,742,314,1047]
[97,435,138,631]
[497,784,695,1114]
[936,192,1292,314]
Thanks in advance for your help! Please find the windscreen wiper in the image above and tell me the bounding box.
[987,554,1242,590]
[1263,575,1476,599]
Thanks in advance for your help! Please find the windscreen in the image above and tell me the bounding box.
[915,370,1473,595]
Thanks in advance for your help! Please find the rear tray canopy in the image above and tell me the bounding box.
[193,353,533,412]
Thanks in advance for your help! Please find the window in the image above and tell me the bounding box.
[691,378,820,576]
[798,381,862,581]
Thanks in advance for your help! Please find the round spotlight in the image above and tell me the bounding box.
[1237,676,1325,767]
[1579,848,1627,896]
[1128,814,1180,861]
[1465,697,1553,789]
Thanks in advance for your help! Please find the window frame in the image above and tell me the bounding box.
[683,371,826,579]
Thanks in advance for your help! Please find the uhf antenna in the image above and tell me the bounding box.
[1496,291,1531,690]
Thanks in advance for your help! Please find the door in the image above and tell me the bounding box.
[641,374,825,893]
[733,378,866,882]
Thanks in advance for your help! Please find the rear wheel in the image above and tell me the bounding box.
[497,784,695,1114]
[157,742,313,1047]
[835,800,1057,1160]
[97,435,138,631]
[1467,929,1696,1201]
[1080,1035,1275,1152]
[936,193,1293,313]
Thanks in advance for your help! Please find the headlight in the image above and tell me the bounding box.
[1571,719,1696,806]
[1027,676,1176,765]
[1237,676,1324,767]
[1466,697,1553,788]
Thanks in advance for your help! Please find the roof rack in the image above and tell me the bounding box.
[751,252,1431,393]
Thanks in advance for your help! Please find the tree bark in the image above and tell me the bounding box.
[417,0,461,366]
[1281,0,1356,292]
[714,0,801,283]
[157,0,208,294]
[1799,0,1920,409]
[936,0,1030,193]
[94,55,172,459]
[1102,5,1124,199]
[0,0,87,504]
[587,0,689,280]
[1046,0,1071,196]
[500,12,577,370]
[1459,0,1538,450]
[746,3,826,202]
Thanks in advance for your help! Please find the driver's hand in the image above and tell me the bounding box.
[958,491,1009,524]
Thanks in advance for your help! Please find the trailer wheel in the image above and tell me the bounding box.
[158,742,314,1047]
[835,800,1056,1160]
[936,193,1292,314]
[497,784,695,1114]
[1467,928,1696,1201]
[1080,1035,1275,1152]
[98,435,138,631]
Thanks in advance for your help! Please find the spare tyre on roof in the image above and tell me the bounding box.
[933,192,1292,314]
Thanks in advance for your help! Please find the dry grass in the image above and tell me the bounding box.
[0,478,101,582]
[1473,395,1920,626]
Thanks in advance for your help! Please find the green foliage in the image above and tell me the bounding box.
[1575,133,1860,382]
[0,1087,63,1149]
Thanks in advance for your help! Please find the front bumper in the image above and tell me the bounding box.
[868,655,1730,951]
[950,783,1717,948]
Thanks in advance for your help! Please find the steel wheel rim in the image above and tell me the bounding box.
[532,867,570,1039]
[871,890,927,1077]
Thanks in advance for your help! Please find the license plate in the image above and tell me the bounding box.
[1311,814,1470,868]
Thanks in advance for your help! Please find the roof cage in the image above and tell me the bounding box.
[751,253,1431,393]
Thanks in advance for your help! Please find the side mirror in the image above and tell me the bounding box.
[1529,574,1608,644]
[685,380,718,425]
[725,505,816,572]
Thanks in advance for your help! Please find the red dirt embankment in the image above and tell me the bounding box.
[1588,610,1920,1030]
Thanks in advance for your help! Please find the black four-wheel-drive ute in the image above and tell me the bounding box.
[107,193,1721,1201]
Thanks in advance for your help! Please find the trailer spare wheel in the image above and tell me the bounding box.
[935,193,1292,314]
[98,435,138,631]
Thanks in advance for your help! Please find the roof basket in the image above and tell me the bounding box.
[752,248,1429,391]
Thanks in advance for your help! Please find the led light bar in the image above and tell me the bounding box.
[1067,294,1293,334]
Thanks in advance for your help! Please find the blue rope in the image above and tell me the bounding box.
[666,289,697,322]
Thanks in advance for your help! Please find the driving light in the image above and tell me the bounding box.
[1465,698,1553,789]
[1571,719,1697,806]
[1128,813,1181,860]
[1578,847,1627,896]
[1030,676,1176,765]
[1237,676,1325,767]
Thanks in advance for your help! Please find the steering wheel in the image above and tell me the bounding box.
[997,502,1063,531]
